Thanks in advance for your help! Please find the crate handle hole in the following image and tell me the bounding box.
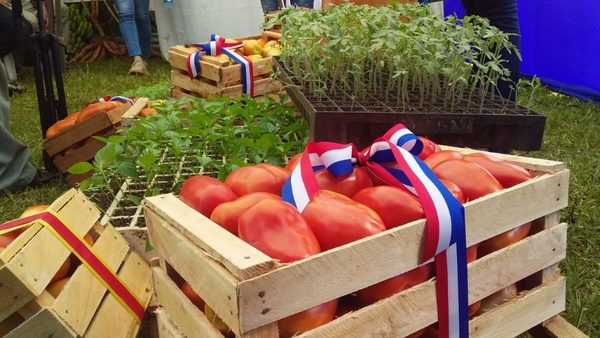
[258,291,265,297]
[262,308,271,315]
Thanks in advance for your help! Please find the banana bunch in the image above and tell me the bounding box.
[68,4,94,54]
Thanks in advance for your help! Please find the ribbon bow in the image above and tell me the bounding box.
[186,34,256,97]
[98,95,135,105]
[282,124,469,338]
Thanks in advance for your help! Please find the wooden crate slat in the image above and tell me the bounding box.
[52,225,131,335]
[220,57,274,86]
[52,128,116,172]
[441,145,567,173]
[171,70,221,97]
[4,308,76,338]
[470,277,566,337]
[0,267,34,323]
[145,194,277,280]
[240,223,567,334]
[1,190,100,321]
[531,315,590,338]
[84,252,153,338]
[154,307,186,338]
[121,98,150,127]
[145,207,241,334]
[152,267,225,338]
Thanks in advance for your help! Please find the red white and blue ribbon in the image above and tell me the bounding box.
[186,34,256,97]
[98,96,135,105]
[282,124,469,338]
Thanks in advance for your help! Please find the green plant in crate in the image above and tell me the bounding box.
[266,2,520,112]
[68,95,308,206]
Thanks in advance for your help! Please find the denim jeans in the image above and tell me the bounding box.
[261,0,315,14]
[114,0,152,58]
[461,0,520,101]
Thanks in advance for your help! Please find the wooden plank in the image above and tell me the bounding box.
[152,267,224,338]
[5,308,76,338]
[145,194,277,280]
[440,145,567,173]
[145,208,241,335]
[171,87,196,100]
[17,290,54,319]
[154,307,186,338]
[106,101,133,124]
[220,78,283,98]
[262,31,282,40]
[52,225,130,335]
[85,252,154,338]
[117,227,157,263]
[1,190,99,320]
[169,48,224,82]
[241,223,567,334]
[242,324,279,338]
[121,98,150,127]
[52,129,115,172]
[470,278,566,337]
[530,315,589,338]
[172,70,221,98]
[221,57,274,85]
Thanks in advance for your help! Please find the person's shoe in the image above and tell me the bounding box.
[129,56,147,75]
[28,170,60,188]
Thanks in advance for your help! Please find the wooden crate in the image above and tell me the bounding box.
[43,102,132,185]
[0,189,154,337]
[168,33,282,99]
[121,97,151,128]
[144,148,585,337]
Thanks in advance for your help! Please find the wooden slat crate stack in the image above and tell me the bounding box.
[143,148,587,337]
[0,189,154,337]
[43,102,132,186]
[169,33,282,99]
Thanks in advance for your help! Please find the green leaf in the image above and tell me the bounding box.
[145,238,154,252]
[107,135,126,144]
[117,160,139,178]
[138,153,157,169]
[127,194,142,206]
[67,162,95,175]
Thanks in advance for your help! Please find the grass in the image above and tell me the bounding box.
[1,57,599,335]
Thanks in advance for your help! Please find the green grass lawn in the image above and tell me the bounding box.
[1,57,599,335]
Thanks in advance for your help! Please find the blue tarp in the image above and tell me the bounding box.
[444,0,600,103]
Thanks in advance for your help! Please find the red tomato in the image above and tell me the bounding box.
[469,301,481,317]
[467,244,479,263]
[417,136,441,160]
[334,296,359,318]
[479,222,532,257]
[302,190,386,251]
[225,164,289,196]
[432,160,502,202]
[355,264,432,306]
[353,186,424,229]
[316,166,373,198]
[284,153,303,172]
[440,179,465,203]
[45,118,77,139]
[77,101,121,122]
[210,192,280,235]
[278,300,338,338]
[238,199,321,263]
[181,281,205,311]
[424,150,464,169]
[463,153,532,188]
[179,176,238,217]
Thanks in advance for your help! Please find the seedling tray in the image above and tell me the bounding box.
[277,62,546,150]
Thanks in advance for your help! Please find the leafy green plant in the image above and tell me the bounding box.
[68,94,308,202]
[266,2,521,112]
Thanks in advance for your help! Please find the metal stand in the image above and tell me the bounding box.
[12,0,68,172]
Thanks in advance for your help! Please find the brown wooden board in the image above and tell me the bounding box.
[145,148,585,337]
[51,127,116,173]
[171,70,282,99]
[0,189,154,338]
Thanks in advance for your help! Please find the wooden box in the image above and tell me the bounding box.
[169,33,282,99]
[144,149,580,337]
[0,189,154,337]
[43,102,132,186]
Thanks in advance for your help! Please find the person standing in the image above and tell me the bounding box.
[261,0,314,14]
[461,0,520,101]
[114,0,151,75]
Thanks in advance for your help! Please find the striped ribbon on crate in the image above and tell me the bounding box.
[282,124,470,338]
[185,34,255,97]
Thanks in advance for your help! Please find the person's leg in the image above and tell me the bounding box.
[114,0,142,57]
[133,0,151,59]
[0,60,36,191]
[461,0,520,101]
[261,0,280,14]
[291,0,314,8]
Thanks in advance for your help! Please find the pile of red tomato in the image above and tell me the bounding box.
[176,137,534,337]
[45,101,127,139]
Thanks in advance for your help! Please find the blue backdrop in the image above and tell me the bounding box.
[444,0,600,102]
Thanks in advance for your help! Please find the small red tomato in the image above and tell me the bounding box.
[302,190,386,251]
[278,300,338,338]
[440,179,465,204]
[179,176,238,217]
[238,199,321,263]
[463,153,532,188]
[424,150,464,169]
[316,166,373,198]
[355,264,432,306]
[225,163,289,196]
[432,160,502,202]
[210,192,280,235]
[417,136,441,160]
[353,186,424,229]
[478,222,532,257]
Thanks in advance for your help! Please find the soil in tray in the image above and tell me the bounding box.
[111,206,140,217]
[109,217,134,227]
